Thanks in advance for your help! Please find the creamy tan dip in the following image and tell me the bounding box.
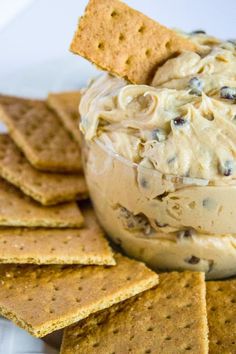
[80,33,236,279]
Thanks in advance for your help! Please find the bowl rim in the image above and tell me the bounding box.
[93,137,211,187]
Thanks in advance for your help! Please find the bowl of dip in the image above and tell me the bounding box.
[80,33,236,279]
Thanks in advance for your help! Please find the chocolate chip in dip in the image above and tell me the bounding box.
[172,117,187,127]
[220,86,236,100]
[218,160,235,177]
[188,77,203,96]
[79,26,236,279]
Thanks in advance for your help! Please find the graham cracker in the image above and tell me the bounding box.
[0,95,82,172]
[61,272,208,354]
[70,0,196,85]
[47,92,81,144]
[0,205,114,265]
[0,254,158,337]
[0,134,88,205]
[0,178,84,228]
[207,279,236,354]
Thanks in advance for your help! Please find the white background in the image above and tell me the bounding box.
[0,0,235,353]
[0,0,235,97]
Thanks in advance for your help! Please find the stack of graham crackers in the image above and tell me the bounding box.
[0,0,235,353]
[0,97,234,354]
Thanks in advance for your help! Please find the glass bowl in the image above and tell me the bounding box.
[81,137,236,280]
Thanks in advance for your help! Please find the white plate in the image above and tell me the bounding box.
[0,318,59,354]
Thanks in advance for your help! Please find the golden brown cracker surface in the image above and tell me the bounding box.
[207,279,236,354]
[70,0,196,84]
[47,92,82,144]
[0,254,158,337]
[0,95,82,172]
[61,272,208,354]
[0,206,114,265]
[0,134,88,205]
[0,178,84,228]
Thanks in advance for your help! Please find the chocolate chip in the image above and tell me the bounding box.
[202,198,210,207]
[185,256,200,265]
[218,160,234,177]
[183,230,192,238]
[224,168,232,177]
[207,260,214,273]
[190,30,206,35]
[155,220,168,228]
[173,117,186,126]
[188,77,203,96]
[119,207,153,235]
[140,178,148,188]
[167,156,176,164]
[220,86,236,100]
[202,198,217,210]
[155,191,169,201]
[177,229,192,239]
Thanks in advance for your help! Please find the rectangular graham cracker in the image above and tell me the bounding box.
[61,272,208,354]
[0,205,114,265]
[0,95,82,172]
[47,91,82,144]
[0,134,88,205]
[207,279,236,354]
[0,253,158,337]
[0,178,84,228]
[70,0,196,85]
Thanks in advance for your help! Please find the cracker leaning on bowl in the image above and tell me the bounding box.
[0,205,115,266]
[0,95,82,173]
[70,0,196,85]
[0,134,88,205]
[61,271,208,354]
[0,254,158,337]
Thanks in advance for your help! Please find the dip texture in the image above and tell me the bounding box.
[80,33,236,279]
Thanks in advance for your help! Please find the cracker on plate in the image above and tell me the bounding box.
[0,95,82,172]
[0,134,88,205]
[207,279,236,354]
[0,205,114,265]
[0,254,158,337]
[47,91,82,144]
[61,271,208,354]
[0,178,84,228]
